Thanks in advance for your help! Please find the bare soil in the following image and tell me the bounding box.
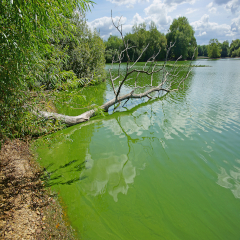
[0,139,76,239]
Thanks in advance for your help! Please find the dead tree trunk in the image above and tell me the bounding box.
[34,14,196,126]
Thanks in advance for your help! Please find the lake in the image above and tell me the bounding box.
[36,58,240,239]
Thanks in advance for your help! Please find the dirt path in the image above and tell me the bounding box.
[0,139,76,239]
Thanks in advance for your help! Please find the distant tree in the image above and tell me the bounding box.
[207,39,222,58]
[105,35,122,51]
[147,21,167,60]
[131,22,149,61]
[198,45,208,57]
[122,22,167,62]
[229,39,240,57]
[202,45,208,57]
[104,35,123,63]
[231,48,240,57]
[198,45,203,56]
[221,40,229,57]
[166,16,197,60]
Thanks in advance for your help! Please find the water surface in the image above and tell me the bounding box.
[37,59,240,240]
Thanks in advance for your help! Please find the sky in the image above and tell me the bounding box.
[86,0,240,45]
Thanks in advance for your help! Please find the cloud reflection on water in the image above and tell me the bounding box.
[82,152,136,202]
[217,159,240,199]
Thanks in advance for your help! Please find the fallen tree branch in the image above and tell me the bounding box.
[33,85,171,126]
[33,109,95,126]
[33,13,197,126]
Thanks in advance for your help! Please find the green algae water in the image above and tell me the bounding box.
[37,59,240,240]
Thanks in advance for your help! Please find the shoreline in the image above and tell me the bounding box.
[0,139,76,239]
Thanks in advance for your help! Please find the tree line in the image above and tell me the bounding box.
[198,39,240,58]
[105,15,240,62]
[104,16,198,63]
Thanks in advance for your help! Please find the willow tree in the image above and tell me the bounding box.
[207,39,222,58]
[0,0,94,138]
[0,0,93,91]
[166,16,197,60]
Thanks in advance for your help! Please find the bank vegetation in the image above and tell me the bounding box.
[0,0,105,140]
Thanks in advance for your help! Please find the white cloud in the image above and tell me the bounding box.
[207,2,214,8]
[108,0,173,34]
[186,8,198,14]
[164,0,196,5]
[206,2,217,13]
[191,14,233,43]
[225,0,240,13]
[133,13,145,25]
[198,31,207,36]
[88,16,132,39]
[145,0,177,14]
[213,0,240,13]
[231,15,240,33]
[107,0,149,5]
[191,13,209,27]
[209,7,217,13]
[127,4,134,8]
[144,0,173,28]
[87,0,239,44]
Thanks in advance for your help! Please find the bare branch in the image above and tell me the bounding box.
[33,13,194,127]
[130,43,149,69]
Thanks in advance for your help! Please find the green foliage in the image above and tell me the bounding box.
[105,49,119,63]
[60,15,106,81]
[0,0,105,140]
[198,45,202,56]
[104,36,123,63]
[24,13,106,91]
[104,21,167,63]
[207,39,222,58]
[198,45,208,57]
[25,45,69,90]
[146,21,167,60]
[0,0,93,93]
[221,40,229,57]
[0,91,66,139]
[198,39,240,58]
[231,48,240,57]
[203,45,208,57]
[229,39,240,57]
[166,17,197,60]
[129,22,149,61]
